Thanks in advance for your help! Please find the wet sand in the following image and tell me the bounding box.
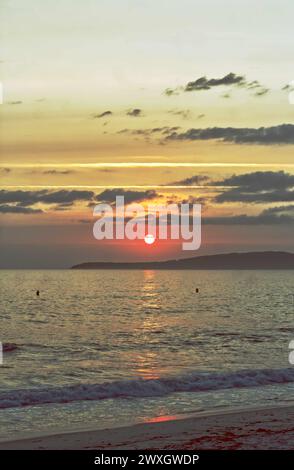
[0,404,293,450]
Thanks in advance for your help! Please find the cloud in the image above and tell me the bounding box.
[170,175,209,186]
[261,204,294,216]
[0,190,45,205]
[165,124,294,145]
[93,111,112,119]
[165,73,269,97]
[0,168,11,173]
[99,168,116,173]
[117,126,181,137]
[91,200,294,226]
[34,190,95,204]
[164,88,180,97]
[78,219,92,224]
[53,202,75,211]
[0,204,43,214]
[214,171,294,203]
[216,190,294,203]
[254,87,270,97]
[42,170,73,175]
[126,108,142,117]
[7,100,22,105]
[282,84,294,92]
[0,189,95,206]
[168,109,192,120]
[96,189,159,204]
[178,195,206,205]
[203,210,294,225]
[184,73,246,92]
[215,171,294,190]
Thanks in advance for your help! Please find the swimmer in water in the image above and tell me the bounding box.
[36,290,40,296]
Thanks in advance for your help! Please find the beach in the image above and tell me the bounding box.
[0,404,293,450]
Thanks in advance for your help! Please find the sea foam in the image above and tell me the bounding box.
[0,367,293,409]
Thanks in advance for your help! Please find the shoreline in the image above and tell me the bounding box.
[0,403,293,450]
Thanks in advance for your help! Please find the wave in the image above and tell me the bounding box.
[0,368,293,410]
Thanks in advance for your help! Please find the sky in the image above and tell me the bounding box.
[0,0,294,267]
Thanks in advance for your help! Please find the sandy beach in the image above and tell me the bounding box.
[0,404,293,450]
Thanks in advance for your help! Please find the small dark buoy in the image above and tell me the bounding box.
[195,288,199,293]
[36,290,40,296]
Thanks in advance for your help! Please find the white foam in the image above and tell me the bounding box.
[0,368,293,409]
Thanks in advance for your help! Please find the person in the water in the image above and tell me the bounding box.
[36,290,40,296]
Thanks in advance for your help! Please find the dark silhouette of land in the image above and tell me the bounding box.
[72,251,294,270]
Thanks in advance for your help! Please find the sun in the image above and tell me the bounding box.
[144,234,155,245]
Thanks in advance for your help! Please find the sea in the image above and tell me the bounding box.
[0,269,293,439]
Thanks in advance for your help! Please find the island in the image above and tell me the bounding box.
[71,251,294,270]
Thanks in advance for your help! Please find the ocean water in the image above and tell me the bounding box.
[0,269,293,439]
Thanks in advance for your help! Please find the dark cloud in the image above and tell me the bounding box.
[142,207,294,226]
[105,204,294,226]
[78,219,92,224]
[42,170,73,175]
[165,73,269,97]
[245,80,270,96]
[215,171,294,190]
[262,204,294,216]
[53,202,75,211]
[170,175,209,186]
[178,195,206,206]
[33,190,95,204]
[0,190,45,205]
[7,100,22,105]
[0,189,95,206]
[117,126,181,137]
[96,189,159,205]
[216,190,294,203]
[0,204,43,214]
[168,109,192,120]
[159,126,181,135]
[165,124,294,145]
[99,168,116,173]
[164,88,180,97]
[282,84,294,91]
[203,211,294,225]
[93,111,112,119]
[214,171,294,203]
[126,108,142,117]
[185,73,246,92]
[254,88,270,97]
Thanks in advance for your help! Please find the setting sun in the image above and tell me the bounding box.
[144,234,155,245]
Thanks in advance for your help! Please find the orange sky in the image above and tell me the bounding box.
[0,0,294,267]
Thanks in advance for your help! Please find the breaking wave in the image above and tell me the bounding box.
[1,367,294,410]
